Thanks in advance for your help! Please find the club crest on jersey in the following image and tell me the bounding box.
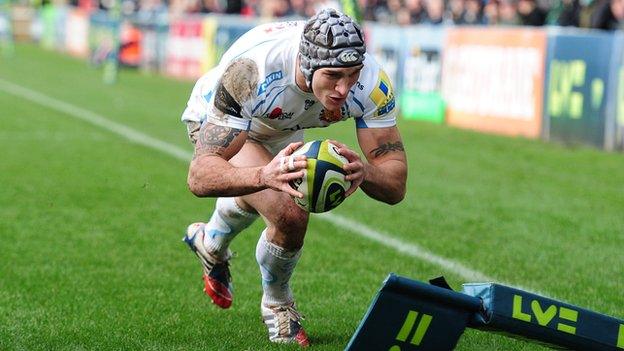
[258,71,283,95]
[337,50,360,64]
[319,105,348,123]
[263,107,293,120]
[368,70,395,117]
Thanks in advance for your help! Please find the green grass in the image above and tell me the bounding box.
[1,44,623,350]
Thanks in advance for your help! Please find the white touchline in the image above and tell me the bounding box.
[0,78,496,283]
[0,79,191,161]
[318,212,494,282]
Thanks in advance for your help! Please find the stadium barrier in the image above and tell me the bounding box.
[12,6,624,151]
[65,8,88,58]
[8,5,33,42]
[401,26,446,124]
[39,4,67,50]
[366,23,447,124]
[132,13,168,73]
[613,32,624,150]
[164,16,205,79]
[348,274,624,350]
[543,28,618,150]
[201,14,257,74]
[0,1,13,56]
[442,27,547,139]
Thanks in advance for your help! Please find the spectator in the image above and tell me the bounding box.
[370,1,394,22]
[557,0,581,25]
[547,0,580,24]
[424,0,450,24]
[94,0,614,28]
[405,0,427,22]
[314,0,343,13]
[360,0,393,21]
[484,0,501,24]
[290,0,310,17]
[464,0,485,23]
[259,0,293,18]
[448,0,467,23]
[361,0,381,20]
[396,7,411,24]
[499,0,521,24]
[240,0,261,16]
[168,0,189,18]
[386,0,403,23]
[591,0,624,29]
[579,0,600,26]
[517,0,547,24]
[198,0,221,13]
[138,0,168,21]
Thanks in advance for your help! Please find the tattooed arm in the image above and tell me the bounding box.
[187,122,306,198]
[357,126,407,204]
[187,122,253,197]
[334,126,407,204]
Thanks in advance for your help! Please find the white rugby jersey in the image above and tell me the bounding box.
[181,20,397,145]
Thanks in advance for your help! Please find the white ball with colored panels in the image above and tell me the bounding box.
[289,140,351,213]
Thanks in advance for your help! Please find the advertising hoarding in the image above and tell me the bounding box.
[443,28,547,138]
[544,29,615,149]
[401,26,446,123]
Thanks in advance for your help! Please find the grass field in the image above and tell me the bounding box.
[1,44,623,350]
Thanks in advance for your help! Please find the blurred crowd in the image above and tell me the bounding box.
[86,0,624,30]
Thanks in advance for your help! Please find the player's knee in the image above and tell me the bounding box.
[267,206,308,249]
[275,207,308,234]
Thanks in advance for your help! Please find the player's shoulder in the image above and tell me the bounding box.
[190,67,222,100]
[215,20,303,92]
[221,21,304,64]
[352,54,397,118]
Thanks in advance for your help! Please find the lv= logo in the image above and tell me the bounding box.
[389,310,433,350]
[512,295,578,334]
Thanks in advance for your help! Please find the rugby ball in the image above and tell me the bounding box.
[289,140,351,213]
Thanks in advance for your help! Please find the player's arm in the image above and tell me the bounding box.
[357,126,407,204]
[187,122,306,198]
[334,126,407,204]
[187,55,308,198]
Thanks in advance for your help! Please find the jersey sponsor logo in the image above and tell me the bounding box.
[304,99,316,110]
[337,50,360,64]
[263,107,294,120]
[257,71,283,95]
[368,70,395,117]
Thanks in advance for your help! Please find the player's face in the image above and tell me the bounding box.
[312,65,363,111]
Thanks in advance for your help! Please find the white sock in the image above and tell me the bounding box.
[256,229,302,306]
[203,197,258,259]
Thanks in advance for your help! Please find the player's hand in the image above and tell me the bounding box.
[329,140,366,197]
[259,142,307,198]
